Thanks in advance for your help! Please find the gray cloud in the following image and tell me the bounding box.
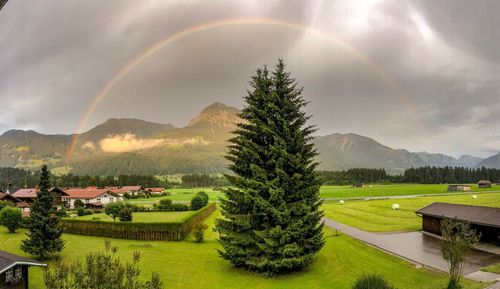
[0,0,498,157]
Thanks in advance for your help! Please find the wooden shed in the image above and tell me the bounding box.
[447,184,471,192]
[416,202,500,242]
[478,180,492,188]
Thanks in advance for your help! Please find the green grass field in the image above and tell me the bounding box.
[0,210,485,289]
[125,184,500,206]
[70,211,195,222]
[323,193,500,232]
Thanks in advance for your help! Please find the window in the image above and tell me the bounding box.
[85,199,90,203]
[15,267,22,279]
[96,198,101,202]
[5,269,13,282]
[110,198,114,202]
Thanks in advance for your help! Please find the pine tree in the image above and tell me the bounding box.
[215,59,324,275]
[21,165,64,258]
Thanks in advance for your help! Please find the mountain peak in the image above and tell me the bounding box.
[188,102,241,129]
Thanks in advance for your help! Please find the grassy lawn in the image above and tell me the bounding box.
[125,184,500,206]
[0,211,487,289]
[69,211,195,222]
[320,184,499,199]
[323,193,500,232]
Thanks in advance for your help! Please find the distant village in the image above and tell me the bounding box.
[0,185,165,215]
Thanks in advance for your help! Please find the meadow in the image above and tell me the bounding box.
[125,184,500,205]
[323,193,500,232]
[0,211,486,289]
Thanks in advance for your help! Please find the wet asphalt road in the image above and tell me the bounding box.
[324,218,500,275]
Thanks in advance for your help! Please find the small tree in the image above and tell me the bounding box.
[118,207,133,222]
[157,199,172,211]
[353,274,396,289]
[21,165,65,258]
[0,206,22,233]
[0,200,13,211]
[190,192,209,211]
[193,223,208,243]
[73,199,84,209]
[441,218,480,289]
[104,202,124,221]
[44,240,163,289]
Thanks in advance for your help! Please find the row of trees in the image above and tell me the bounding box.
[180,173,230,187]
[402,166,500,184]
[319,169,390,185]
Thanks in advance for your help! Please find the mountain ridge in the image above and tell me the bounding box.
[0,102,494,174]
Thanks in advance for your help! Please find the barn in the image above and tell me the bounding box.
[447,184,471,192]
[416,202,500,242]
[478,180,492,188]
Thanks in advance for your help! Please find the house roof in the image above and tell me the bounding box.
[11,188,38,198]
[0,193,24,204]
[64,188,118,199]
[448,184,471,187]
[478,180,492,184]
[416,202,500,228]
[0,250,46,274]
[146,187,164,192]
[108,186,144,194]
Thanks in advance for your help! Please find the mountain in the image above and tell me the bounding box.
[0,102,491,175]
[476,153,500,169]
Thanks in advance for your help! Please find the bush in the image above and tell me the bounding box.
[104,202,125,221]
[0,200,14,211]
[56,207,68,218]
[76,207,86,217]
[193,223,208,243]
[170,203,189,211]
[93,209,103,214]
[0,206,22,233]
[157,199,173,211]
[353,275,396,289]
[191,191,209,211]
[84,209,93,216]
[74,199,84,209]
[118,207,133,222]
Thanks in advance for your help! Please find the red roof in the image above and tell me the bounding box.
[146,188,164,192]
[108,186,144,195]
[11,188,38,199]
[64,188,118,199]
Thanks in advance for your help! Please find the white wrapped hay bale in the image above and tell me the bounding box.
[339,200,345,205]
[472,195,478,199]
[392,203,400,210]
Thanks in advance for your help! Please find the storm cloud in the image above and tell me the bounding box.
[0,0,498,157]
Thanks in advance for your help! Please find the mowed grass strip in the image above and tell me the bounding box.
[323,193,500,232]
[71,211,194,222]
[0,211,485,289]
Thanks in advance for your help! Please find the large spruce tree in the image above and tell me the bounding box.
[21,165,64,258]
[215,59,324,275]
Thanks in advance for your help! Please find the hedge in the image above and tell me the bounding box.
[60,203,216,241]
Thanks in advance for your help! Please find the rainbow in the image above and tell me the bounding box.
[66,17,423,158]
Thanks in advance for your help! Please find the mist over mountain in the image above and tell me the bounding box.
[0,102,493,175]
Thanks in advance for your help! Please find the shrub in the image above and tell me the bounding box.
[191,191,209,211]
[193,223,208,243]
[74,199,84,208]
[93,209,103,214]
[0,200,14,211]
[352,275,396,289]
[0,206,22,233]
[84,209,93,216]
[118,207,133,222]
[170,203,189,211]
[76,207,86,217]
[56,207,68,218]
[157,199,172,211]
[104,202,125,221]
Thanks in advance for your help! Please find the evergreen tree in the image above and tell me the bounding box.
[215,59,324,275]
[21,165,64,258]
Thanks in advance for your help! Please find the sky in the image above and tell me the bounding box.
[0,0,499,158]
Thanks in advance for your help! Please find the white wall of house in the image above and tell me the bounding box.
[63,193,122,209]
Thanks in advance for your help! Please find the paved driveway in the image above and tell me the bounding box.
[324,218,500,275]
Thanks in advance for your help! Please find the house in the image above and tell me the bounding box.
[478,180,492,188]
[0,250,46,288]
[109,186,145,196]
[0,193,29,213]
[416,202,500,242]
[146,187,164,195]
[447,184,471,192]
[11,187,69,211]
[63,188,121,209]
[352,183,364,188]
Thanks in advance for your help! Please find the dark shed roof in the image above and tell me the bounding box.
[416,202,500,228]
[0,250,46,273]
